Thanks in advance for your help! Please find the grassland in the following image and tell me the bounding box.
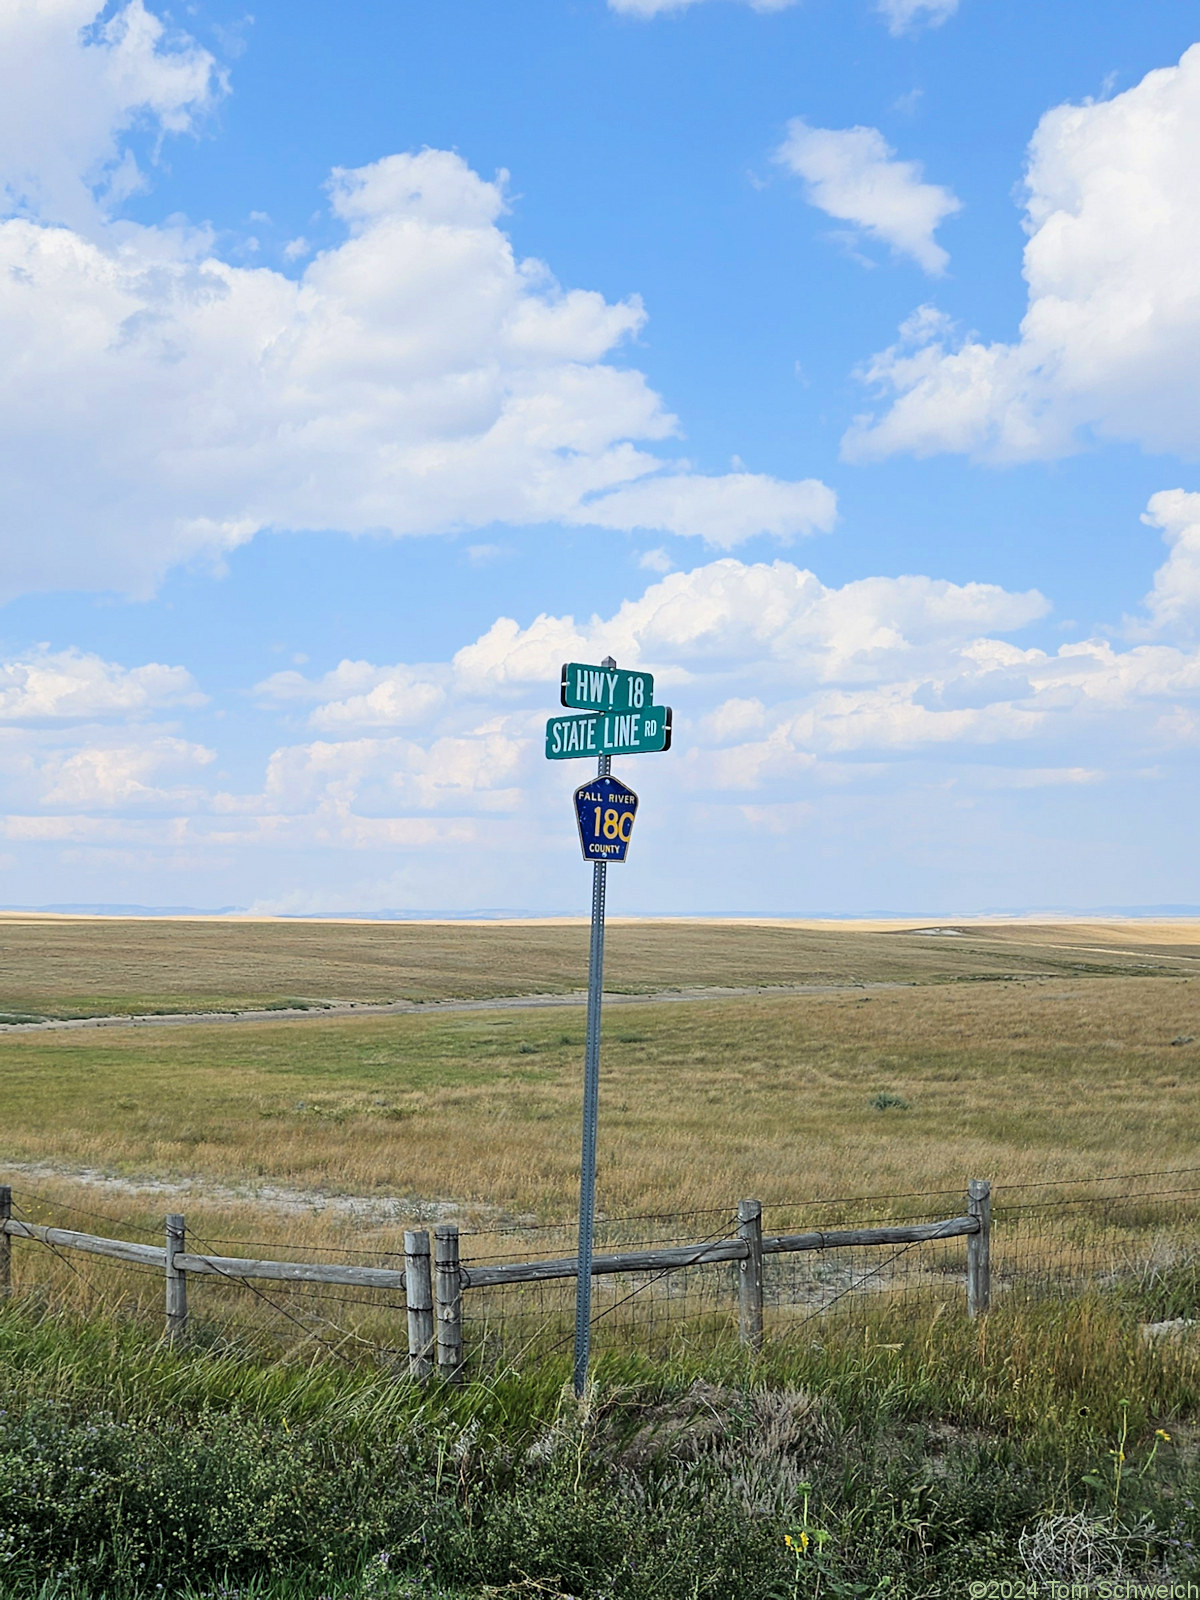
[5,918,1200,1595]
[3,917,1200,1372]
[3,964,1199,1224]
[0,912,1198,1019]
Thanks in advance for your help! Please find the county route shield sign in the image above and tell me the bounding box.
[574,776,639,863]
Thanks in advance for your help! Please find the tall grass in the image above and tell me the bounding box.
[3,1277,1200,1598]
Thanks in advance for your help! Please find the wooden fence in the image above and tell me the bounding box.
[0,1179,991,1378]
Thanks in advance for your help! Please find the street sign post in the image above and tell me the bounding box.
[548,656,672,1397]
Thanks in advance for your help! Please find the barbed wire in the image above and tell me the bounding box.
[461,1228,743,1263]
[997,1184,1200,1213]
[998,1166,1200,1192]
[181,1222,372,1366]
[9,1195,92,1286]
[9,1186,161,1237]
[15,1162,1200,1242]
[786,1216,969,1331]
[167,1235,408,1259]
[10,1165,1200,1369]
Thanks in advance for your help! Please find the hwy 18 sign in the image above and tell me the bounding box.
[574,776,638,863]
[545,706,672,759]
[562,662,653,713]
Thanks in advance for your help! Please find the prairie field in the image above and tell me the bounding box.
[0,909,1197,1019]
[1,914,1199,1250]
[6,917,1200,1597]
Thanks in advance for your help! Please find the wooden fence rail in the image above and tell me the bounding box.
[457,1216,978,1288]
[0,1179,991,1380]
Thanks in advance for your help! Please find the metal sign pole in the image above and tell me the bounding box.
[573,719,613,1396]
[549,650,667,1397]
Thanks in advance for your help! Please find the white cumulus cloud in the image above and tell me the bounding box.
[0,6,835,600]
[0,649,202,721]
[568,471,836,547]
[0,0,220,229]
[1138,490,1200,634]
[775,119,960,274]
[452,559,1047,694]
[11,519,1200,902]
[40,736,214,808]
[846,45,1200,462]
[255,660,446,730]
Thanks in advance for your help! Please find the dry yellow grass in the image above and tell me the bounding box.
[0,912,1198,1018]
[4,920,1199,1350]
[4,969,1200,1223]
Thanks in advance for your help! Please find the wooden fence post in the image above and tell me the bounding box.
[405,1229,434,1381]
[737,1198,764,1352]
[966,1179,991,1318]
[435,1224,463,1381]
[165,1213,187,1343]
[0,1186,11,1301]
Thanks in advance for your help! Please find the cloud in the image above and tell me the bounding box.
[0,0,221,229]
[1137,490,1200,635]
[876,0,959,36]
[0,649,202,721]
[608,0,797,16]
[0,141,835,597]
[639,548,675,574]
[452,559,1048,693]
[608,0,947,27]
[845,45,1200,462]
[0,10,834,598]
[569,471,836,546]
[774,118,966,273]
[40,736,214,808]
[87,555,1049,858]
[254,729,526,816]
[775,119,960,274]
[11,522,1200,904]
[255,661,446,730]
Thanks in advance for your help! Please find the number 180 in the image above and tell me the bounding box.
[593,806,633,841]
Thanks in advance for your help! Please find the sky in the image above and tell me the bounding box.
[3,0,1200,916]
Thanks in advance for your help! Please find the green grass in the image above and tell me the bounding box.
[3,1280,1200,1599]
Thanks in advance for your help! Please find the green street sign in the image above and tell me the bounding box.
[561,661,654,713]
[545,705,672,760]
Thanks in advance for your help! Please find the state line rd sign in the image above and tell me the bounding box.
[574,776,638,863]
[545,705,672,759]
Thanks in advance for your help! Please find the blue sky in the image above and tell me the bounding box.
[2,0,1200,914]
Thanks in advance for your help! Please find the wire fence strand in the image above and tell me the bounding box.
[8,1166,1200,1371]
